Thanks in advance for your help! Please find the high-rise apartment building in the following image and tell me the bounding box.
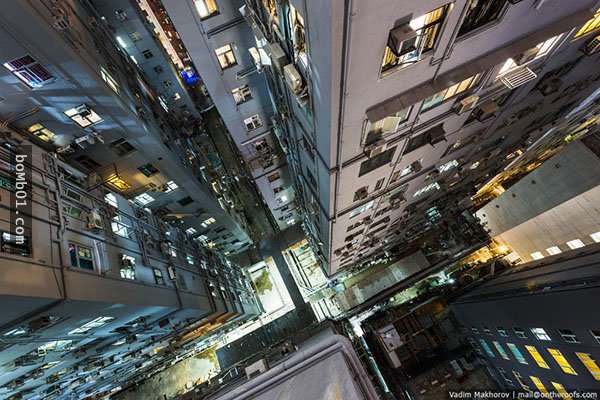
[452,247,600,394]
[243,0,600,275]
[2,0,600,399]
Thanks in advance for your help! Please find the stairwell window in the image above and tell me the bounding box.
[381,4,451,74]
[194,0,219,19]
[215,44,237,70]
[244,114,262,131]
[458,0,508,38]
[422,74,481,111]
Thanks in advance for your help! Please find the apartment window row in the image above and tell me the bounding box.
[474,338,600,381]
[530,234,600,260]
[473,326,600,345]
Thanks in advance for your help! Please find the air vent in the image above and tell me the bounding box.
[501,66,537,89]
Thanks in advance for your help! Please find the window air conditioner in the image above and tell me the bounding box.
[388,24,418,57]
[355,187,368,200]
[86,209,103,230]
[454,94,479,114]
[268,42,288,70]
[283,64,303,94]
[537,76,562,96]
[365,139,387,158]
[500,66,537,89]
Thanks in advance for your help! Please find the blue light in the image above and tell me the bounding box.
[180,68,200,86]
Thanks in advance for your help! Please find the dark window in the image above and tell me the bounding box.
[514,327,527,339]
[138,163,159,177]
[177,196,194,206]
[75,155,101,171]
[142,49,154,59]
[109,138,135,156]
[153,268,165,285]
[405,125,446,154]
[559,329,579,344]
[153,65,163,74]
[358,146,396,177]
[458,0,508,38]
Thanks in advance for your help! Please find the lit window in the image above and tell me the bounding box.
[531,328,551,341]
[153,268,165,285]
[496,35,563,79]
[551,382,573,400]
[546,246,562,255]
[119,255,136,280]
[590,231,600,243]
[116,35,127,48]
[244,114,262,131]
[558,329,579,344]
[162,180,178,193]
[105,193,118,208]
[232,85,252,105]
[381,4,451,74]
[64,104,103,128]
[186,227,197,235]
[27,123,55,142]
[530,251,544,260]
[100,66,119,94]
[37,340,72,354]
[134,192,154,206]
[575,353,600,381]
[529,376,551,397]
[414,182,440,198]
[111,215,130,238]
[439,159,459,173]
[201,217,216,228]
[507,343,527,364]
[422,74,481,111]
[525,345,550,369]
[215,44,237,70]
[493,341,510,360]
[68,243,94,271]
[574,7,600,39]
[194,0,219,19]
[566,239,585,249]
[106,174,131,191]
[186,254,195,265]
[479,339,495,358]
[3,55,54,88]
[68,316,114,335]
[363,107,412,142]
[548,348,577,375]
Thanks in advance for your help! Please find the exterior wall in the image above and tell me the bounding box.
[451,249,600,393]
[243,0,600,276]
[0,127,258,399]
[0,0,251,254]
[162,0,299,231]
[477,140,600,263]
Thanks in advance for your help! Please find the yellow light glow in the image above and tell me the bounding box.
[106,174,131,191]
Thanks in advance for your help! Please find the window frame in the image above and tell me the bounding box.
[215,44,237,70]
[194,0,219,20]
[68,242,94,271]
